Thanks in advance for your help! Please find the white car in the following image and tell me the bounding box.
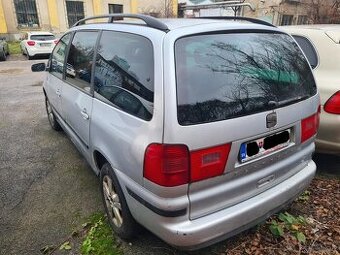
[281,25,340,154]
[20,32,57,60]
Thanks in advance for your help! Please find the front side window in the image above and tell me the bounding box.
[50,33,71,79]
[94,31,154,121]
[175,32,317,125]
[14,0,39,28]
[66,1,85,27]
[66,31,98,91]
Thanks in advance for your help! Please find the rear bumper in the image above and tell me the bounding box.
[126,160,316,250]
[27,48,53,56]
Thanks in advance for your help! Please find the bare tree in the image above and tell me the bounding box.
[307,0,340,24]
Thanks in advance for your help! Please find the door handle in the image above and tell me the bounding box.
[56,89,61,97]
[80,109,89,120]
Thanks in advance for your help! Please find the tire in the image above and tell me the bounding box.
[0,50,6,61]
[100,163,138,239]
[45,97,61,131]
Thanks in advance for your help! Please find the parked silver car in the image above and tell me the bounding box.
[32,14,320,250]
[0,37,9,61]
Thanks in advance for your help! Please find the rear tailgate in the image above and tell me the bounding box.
[164,30,319,219]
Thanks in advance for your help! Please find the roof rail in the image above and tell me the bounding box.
[195,16,276,28]
[72,14,169,32]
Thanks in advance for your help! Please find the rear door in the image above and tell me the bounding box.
[165,30,319,219]
[61,30,99,149]
[46,33,71,117]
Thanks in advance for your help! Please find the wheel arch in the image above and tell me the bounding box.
[93,150,109,174]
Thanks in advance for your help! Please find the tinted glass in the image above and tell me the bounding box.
[175,32,317,125]
[30,35,56,41]
[94,31,154,121]
[66,31,98,91]
[50,33,71,79]
[293,35,318,68]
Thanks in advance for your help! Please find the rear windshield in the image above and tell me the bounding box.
[30,35,56,41]
[175,32,317,125]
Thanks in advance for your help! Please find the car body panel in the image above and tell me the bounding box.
[41,18,319,250]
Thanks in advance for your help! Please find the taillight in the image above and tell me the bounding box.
[144,144,189,187]
[54,39,59,44]
[301,110,320,143]
[190,144,231,182]
[324,91,340,114]
[27,41,35,46]
[144,143,231,187]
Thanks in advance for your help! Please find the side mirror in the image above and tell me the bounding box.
[31,63,47,72]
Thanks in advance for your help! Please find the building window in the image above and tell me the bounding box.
[108,4,123,14]
[281,15,293,25]
[66,1,85,27]
[14,0,39,28]
[297,15,308,25]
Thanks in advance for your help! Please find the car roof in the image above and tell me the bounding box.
[280,25,340,43]
[280,24,340,32]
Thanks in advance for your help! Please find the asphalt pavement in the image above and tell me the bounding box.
[0,59,102,255]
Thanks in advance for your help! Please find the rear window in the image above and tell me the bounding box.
[30,35,56,41]
[175,32,317,125]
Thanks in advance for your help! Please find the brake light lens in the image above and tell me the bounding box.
[27,41,35,46]
[324,91,340,114]
[190,144,231,182]
[54,39,59,44]
[301,110,320,143]
[144,143,231,186]
[144,144,189,187]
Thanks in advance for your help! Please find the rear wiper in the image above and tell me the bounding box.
[267,95,309,108]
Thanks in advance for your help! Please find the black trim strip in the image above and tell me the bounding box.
[127,188,187,217]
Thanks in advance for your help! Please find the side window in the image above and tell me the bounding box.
[293,35,318,69]
[66,31,99,92]
[50,33,71,79]
[94,31,154,121]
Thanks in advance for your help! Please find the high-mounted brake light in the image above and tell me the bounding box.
[324,91,340,114]
[27,41,35,46]
[144,143,231,187]
[301,107,320,143]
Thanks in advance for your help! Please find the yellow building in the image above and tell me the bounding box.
[0,0,178,39]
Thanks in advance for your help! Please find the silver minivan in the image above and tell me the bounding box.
[32,14,320,250]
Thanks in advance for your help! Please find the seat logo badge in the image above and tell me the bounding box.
[266,112,277,128]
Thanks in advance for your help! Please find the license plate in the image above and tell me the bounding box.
[40,43,51,47]
[239,129,291,163]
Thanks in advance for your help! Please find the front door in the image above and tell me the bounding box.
[61,31,99,148]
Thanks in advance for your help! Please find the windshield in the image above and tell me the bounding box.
[175,32,317,125]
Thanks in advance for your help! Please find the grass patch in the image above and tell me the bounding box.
[7,41,21,54]
[81,213,122,255]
